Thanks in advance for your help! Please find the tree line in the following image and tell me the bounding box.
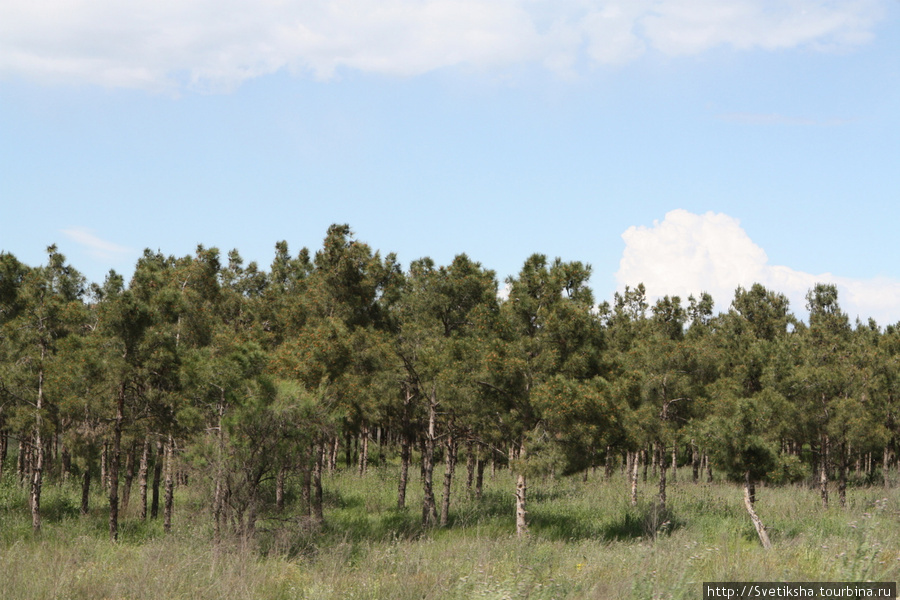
[1,224,898,547]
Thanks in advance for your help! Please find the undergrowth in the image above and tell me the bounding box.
[1,466,898,599]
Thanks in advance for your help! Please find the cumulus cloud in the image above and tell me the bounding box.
[0,0,885,90]
[62,227,134,262]
[616,209,900,326]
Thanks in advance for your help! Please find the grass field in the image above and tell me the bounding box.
[1,465,898,599]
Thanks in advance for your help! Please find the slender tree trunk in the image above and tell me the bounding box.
[81,468,91,516]
[138,435,150,521]
[397,431,410,509]
[691,440,700,483]
[642,449,648,483]
[657,443,667,510]
[421,389,438,526]
[706,453,713,483]
[515,442,528,537]
[625,450,632,490]
[213,395,225,539]
[743,471,772,549]
[151,438,163,519]
[884,446,891,488]
[358,425,369,475]
[397,386,413,508]
[440,431,457,527]
[820,436,830,508]
[329,437,338,473]
[630,451,639,506]
[109,381,125,541]
[164,435,175,533]
[61,443,71,481]
[465,441,475,494]
[671,445,678,484]
[31,358,46,533]
[121,441,136,512]
[312,442,324,525]
[475,457,485,500]
[300,458,311,518]
[17,437,27,484]
[100,440,108,492]
[0,428,7,480]
[838,442,847,509]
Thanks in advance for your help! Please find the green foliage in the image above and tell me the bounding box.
[3,228,900,549]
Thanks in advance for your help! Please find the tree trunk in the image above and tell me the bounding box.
[397,431,410,509]
[630,451,639,506]
[109,381,125,541]
[465,441,475,494]
[670,445,677,484]
[81,468,91,516]
[312,442,324,525]
[515,441,528,538]
[691,440,700,483]
[743,471,772,549]
[820,436,830,508]
[61,445,71,481]
[838,442,847,509]
[300,458,311,518]
[0,427,7,479]
[344,429,352,469]
[100,440,108,492]
[164,435,175,533]
[657,443,667,510]
[17,437,26,484]
[329,436,338,473]
[475,457,485,500]
[151,438,163,519]
[421,389,438,527]
[138,436,150,521]
[122,441,136,512]
[358,425,369,475]
[31,359,46,533]
[439,432,457,527]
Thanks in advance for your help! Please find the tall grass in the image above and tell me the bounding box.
[1,466,898,599]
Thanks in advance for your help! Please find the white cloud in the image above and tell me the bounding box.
[62,227,134,263]
[616,209,900,326]
[641,0,880,56]
[0,0,885,90]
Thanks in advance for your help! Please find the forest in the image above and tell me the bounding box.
[1,224,899,598]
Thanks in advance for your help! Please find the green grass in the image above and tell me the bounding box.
[1,466,898,599]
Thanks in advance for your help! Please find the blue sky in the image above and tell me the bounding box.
[2,0,899,324]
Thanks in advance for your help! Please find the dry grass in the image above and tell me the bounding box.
[1,468,898,599]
